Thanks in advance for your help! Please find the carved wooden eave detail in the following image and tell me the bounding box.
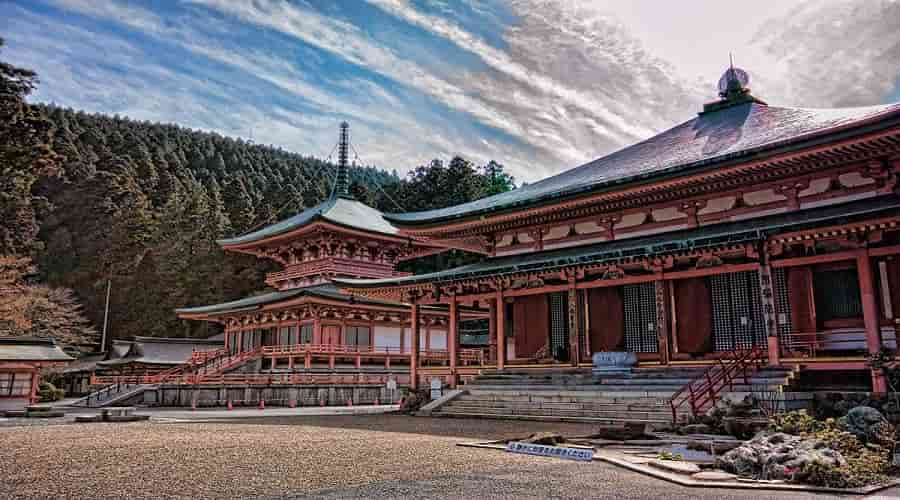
[340,240,763,302]
[397,130,900,243]
[768,214,900,249]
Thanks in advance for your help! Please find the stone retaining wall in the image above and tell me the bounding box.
[141,384,404,407]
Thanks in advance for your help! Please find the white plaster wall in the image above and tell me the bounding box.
[698,196,735,215]
[839,172,875,187]
[374,326,402,348]
[651,206,683,222]
[506,338,516,360]
[544,225,569,240]
[430,329,447,349]
[743,188,785,206]
[575,221,602,234]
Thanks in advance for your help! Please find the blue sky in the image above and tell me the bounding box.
[3,0,899,182]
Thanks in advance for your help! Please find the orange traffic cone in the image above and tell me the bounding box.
[347,398,353,407]
[259,399,265,410]
[288,399,296,408]
[227,400,233,410]
[374,398,379,406]
[319,399,325,407]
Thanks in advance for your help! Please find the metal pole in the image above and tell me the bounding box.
[101,279,111,350]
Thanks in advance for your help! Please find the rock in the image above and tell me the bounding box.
[680,423,713,435]
[691,470,737,481]
[686,439,741,455]
[649,459,701,474]
[723,416,768,439]
[521,432,565,445]
[716,432,847,481]
[841,406,891,444]
[594,423,646,441]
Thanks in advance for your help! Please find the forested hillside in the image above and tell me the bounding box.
[0,38,514,346]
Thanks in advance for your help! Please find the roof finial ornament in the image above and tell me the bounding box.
[701,54,766,114]
[335,121,353,199]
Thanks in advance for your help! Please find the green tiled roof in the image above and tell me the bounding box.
[385,102,900,226]
[337,196,900,289]
[0,337,73,362]
[175,284,409,317]
[218,197,399,247]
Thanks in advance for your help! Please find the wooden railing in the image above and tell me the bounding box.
[93,372,409,387]
[780,328,897,357]
[261,344,410,356]
[669,346,765,422]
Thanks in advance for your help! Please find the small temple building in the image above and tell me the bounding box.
[170,123,486,392]
[334,66,900,396]
[0,337,71,410]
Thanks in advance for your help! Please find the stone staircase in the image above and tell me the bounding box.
[69,383,156,408]
[430,366,796,424]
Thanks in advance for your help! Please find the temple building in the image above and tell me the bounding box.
[335,66,900,399]
[166,123,485,394]
[0,337,71,410]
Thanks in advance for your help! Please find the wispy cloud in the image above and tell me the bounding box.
[5,0,899,184]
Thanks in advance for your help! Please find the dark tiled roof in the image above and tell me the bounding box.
[385,102,900,225]
[218,196,399,246]
[338,196,900,288]
[97,336,223,367]
[174,283,410,317]
[0,336,73,362]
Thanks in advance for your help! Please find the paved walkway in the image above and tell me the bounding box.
[2,414,886,499]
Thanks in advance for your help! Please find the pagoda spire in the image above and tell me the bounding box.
[334,121,353,199]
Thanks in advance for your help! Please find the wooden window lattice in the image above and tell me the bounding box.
[549,292,569,359]
[711,271,766,351]
[623,283,658,353]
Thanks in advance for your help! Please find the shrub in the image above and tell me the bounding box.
[37,382,64,402]
[766,410,893,488]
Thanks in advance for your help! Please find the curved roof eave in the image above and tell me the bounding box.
[384,102,900,227]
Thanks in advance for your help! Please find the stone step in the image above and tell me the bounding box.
[451,399,672,412]
[431,410,672,425]
[444,403,683,418]
[466,383,784,394]
[462,391,670,404]
[438,405,674,421]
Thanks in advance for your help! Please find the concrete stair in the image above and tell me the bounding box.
[430,366,795,424]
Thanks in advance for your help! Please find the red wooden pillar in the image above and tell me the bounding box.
[568,281,580,367]
[654,280,670,365]
[488,300,497,363]
[858,253,888,395]
[759,263,781,366]
[313,317,322,345]
[496,290,506,371]
[29,369,39,404]
[410,302,420,390]
[448,296,459,388]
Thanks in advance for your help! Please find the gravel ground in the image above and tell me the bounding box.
[0,415,846,500]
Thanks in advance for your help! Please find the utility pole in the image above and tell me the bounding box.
[100,279,111,351]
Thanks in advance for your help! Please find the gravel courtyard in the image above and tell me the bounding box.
[0,414,853,499]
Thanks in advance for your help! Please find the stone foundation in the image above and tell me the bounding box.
[142,384,404,407]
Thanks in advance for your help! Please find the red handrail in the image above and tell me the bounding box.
[669,346,765,422]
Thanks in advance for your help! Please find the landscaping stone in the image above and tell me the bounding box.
[680,423,713,435]
[687,439,741,455]
[691,470,737,481]
[716,432,847,481]
[841,406,890,443]
[521,432,564,445]
[649,459,701,474]
[593,422,646,441]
